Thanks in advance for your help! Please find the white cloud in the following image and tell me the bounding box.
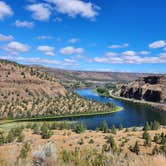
[68,38,78,44]
[122,50,136,56]
[149,40,166,49]
[37,35,52,39]
[0,1,13,20]
[93,50,166,64]
[3,41,29,54]
[0,33,13,41]
[64,58,76,63]
[105,52,118,57]
[26,3,51,21]
[46,0,99,19]
[0,56,79,67]
[108,43,129,49]
[60,46,84,55]
[139,51,150,55]
[15,20,34,28]
[37,45,55,56]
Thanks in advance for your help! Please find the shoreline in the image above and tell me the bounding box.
[0,106,123,125]
[109,92,166,113]
[93,87,166,113]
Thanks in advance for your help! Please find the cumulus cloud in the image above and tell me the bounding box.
[105,52,118,57]
[0,56,79,67]
[26,3,51,21]
[93,50,166,64]
[3,41,29,54]
[139,51,150,55]
[0,1,13,20]
[60,46,84,55]
[68,38,78,44]
[15,20,34,28]
[108,43,129,49]
[46,0,99,19]
[122,50,136,56]
[149,40,166,49]
[0,33,13,41]
[37,45,55,56]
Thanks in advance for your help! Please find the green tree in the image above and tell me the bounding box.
[144,132,151,146]
[111,125,116,134]
[152,121,160,130]
[73,123,86,134]
[106,136,117,153]
[100,120,109,133]
[118,124,123,130]
[133,141,140,155]
[143,122,151,131]
[40,122,53,139]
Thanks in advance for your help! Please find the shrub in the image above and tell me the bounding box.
[0,132,5,145]
[59,121,69,130]
[118,124,123,130]
[143,122,151,131]
[111,125,116,134]
[40,122,53,139]
[77,139,84,145]
[33,124,41,135]
[144,132,151,146]
[100,120,109,133]
[61,150,71,163]
[152,121,160,130]
[152,145,160,155]
[73,123,86,134]
[132,141,140,155]
[89,139,94,144]
[106,136,117,153]
[6,131,15,143]
[19,142,30,159]
[17,134,25,142]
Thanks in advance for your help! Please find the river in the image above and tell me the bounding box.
[73,89,166,129]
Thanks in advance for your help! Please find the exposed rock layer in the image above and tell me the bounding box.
[119,76,166,103]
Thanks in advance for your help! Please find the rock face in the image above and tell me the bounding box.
[119,76,166,103]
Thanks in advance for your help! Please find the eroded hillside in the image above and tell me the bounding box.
[0,60,115,119]
[119,76,166,103]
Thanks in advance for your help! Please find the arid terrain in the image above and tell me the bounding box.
[0,60,116,119]
[0,122,165,166]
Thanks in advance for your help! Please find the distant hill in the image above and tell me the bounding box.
[33,65,161,83]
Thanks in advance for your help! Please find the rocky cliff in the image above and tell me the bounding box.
[119,76,166,103]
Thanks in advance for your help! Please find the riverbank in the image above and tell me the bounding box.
[0,106,122,125]
[109,91,166,112]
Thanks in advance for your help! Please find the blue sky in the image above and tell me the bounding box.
[0,0,166,73]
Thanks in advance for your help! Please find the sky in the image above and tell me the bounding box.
[0,0,166,73]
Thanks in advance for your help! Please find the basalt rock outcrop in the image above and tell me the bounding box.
[119,76,166,103]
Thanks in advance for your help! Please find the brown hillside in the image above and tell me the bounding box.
[0,59,66,102]
[0,60,115,119]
